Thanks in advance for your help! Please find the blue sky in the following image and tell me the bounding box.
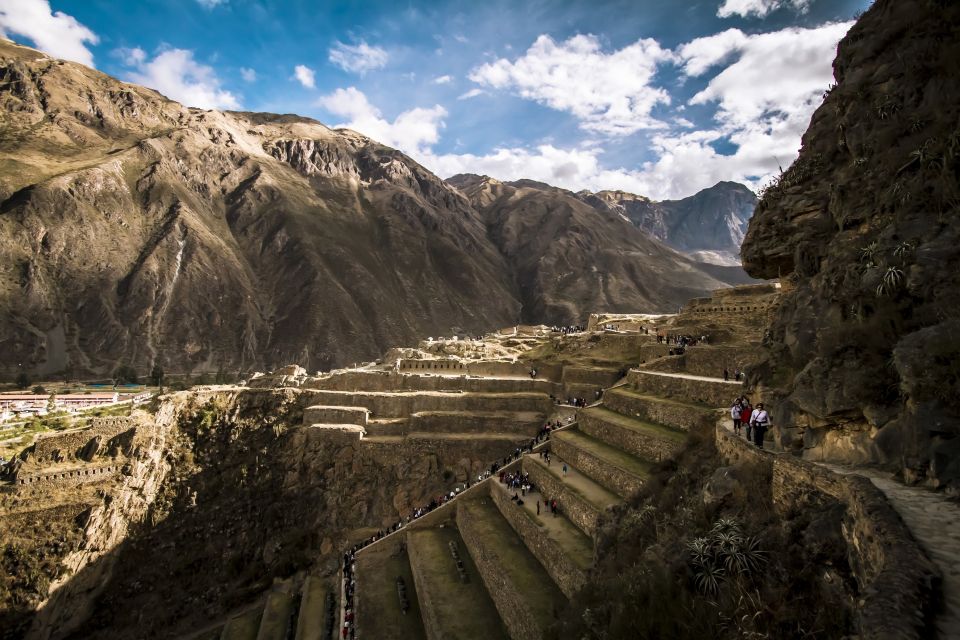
[1,0,870,199]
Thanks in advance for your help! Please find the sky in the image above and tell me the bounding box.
[0,0,870,200]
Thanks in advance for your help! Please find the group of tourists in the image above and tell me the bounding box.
[551,324,585,334]
[656,333,708,346]
[730,396,771,448]
[722,368,744,381]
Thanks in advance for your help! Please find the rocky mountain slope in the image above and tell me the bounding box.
[0,39,744,379]
[578,181,757,265]
[448,174,738,322]
[741,0,960,489]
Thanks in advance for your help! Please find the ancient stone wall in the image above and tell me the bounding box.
[399,359,533,379]
[23,417,142,466]
[455,500,544,640]
[628,371,740,407]
[308,370,554,394]
[638,343,672,364]
[488,482,586,598]
[14,464,120,487]
[302,390,553,419]
[578,413,681,463]
[640,345,758,378]
[602,389,714,432]
[715,424,938,639]
[408,411,544,436]
[302,406,368,426]
[523,457,599,539]
[551,437,643,499]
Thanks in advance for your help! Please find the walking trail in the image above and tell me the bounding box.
[825,464,960,638]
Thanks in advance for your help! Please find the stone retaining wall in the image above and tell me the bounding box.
[628,370,740,407]
[308,370,555,394]
[551,436,643,498]
[14,463,119,487]
[24,417,141,465]
[602,389,714,432]
[488,482,587,598]
[302,390,553,418]
[638,343,672,363]
[303,405,368,426]
[715,424,938,639]
[640,346,757,379]
[399,360,533,379]
[409,411,544,436]
[405,530,444,640]
[578,412,682,463]
[456,500,544,640]
[523,456,600,539]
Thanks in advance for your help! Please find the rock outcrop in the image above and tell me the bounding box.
[741,0,960,489]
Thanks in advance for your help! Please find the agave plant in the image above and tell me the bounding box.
[893,241,915,260]
[694,563,725,596]
[859,241,880,266]
[876,266,905,296]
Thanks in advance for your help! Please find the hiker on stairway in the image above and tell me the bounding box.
[731,399,743,435]
[741,400,754,441]
[750,403,770,448]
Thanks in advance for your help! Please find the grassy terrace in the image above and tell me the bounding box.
[459,497,567,626]
[581,406,687,443]
[355,541,427,640]
[553,430,654,478]
[504,483,595,571]
[362,432,530,444]
[220,607,262,640]
[524,453,621,512]
[407,526,509,640]
[605,386,716,411]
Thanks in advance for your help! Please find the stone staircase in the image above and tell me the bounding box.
[190,576,336,640]
[347,364,737,639]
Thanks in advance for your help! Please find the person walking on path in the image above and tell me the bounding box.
[750,403,770,448]
[562,463,568,477]
[536,500,540,515]
[741,401,754,441]
[723,368,730,381]
[730,399,743,435]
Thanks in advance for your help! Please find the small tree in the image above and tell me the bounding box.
[150,364,164,388]
[31,384,47,395]
[15,372,30,389]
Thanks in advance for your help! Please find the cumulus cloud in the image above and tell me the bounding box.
[468,34,674,135]
[717,0,812,19]
[0,0,98,67]
[120,47,240,110]
[294,64,315,88]
[433,74,453,84]
[328,40,388,74]
[317,87,446,155]
[240,67,256,82]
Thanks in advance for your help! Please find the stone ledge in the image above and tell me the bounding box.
[602,388,714,432]
[523,456,604,539]
[578,410,684,463]
[551,436,645,499]
[628,370,740,407]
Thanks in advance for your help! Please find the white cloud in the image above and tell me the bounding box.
[196,0,228,8]
[328,40,388,74]
[717,0,812,19]
[458,88,485,100]
[317,87,446,155]
[120,47,240,110]
[240,67,256,82]
[468,34,675,136]
[294,64,315,88]
[0,0,98,67]
[433,74,453,84]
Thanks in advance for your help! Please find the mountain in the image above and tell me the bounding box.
[448,174,737,320]
[578,181,757,265]
[741,0,960,487]
[0,39,743,378]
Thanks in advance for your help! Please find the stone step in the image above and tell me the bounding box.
[550,430,651,499]
[602,387,715,432]
[578,406,686,463]
[627,370,742,408]
[293,576,329,640]
[255,587,296,640]
[303,405,368,427]
[522,453,620,540]
[354,537,427,640]
[456,496,567,640]
[405,525,510,640]
[303,390,553,419]
[488,481,592,598]
[219,607,263,640]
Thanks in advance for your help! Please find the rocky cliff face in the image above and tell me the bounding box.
[448,174,739,322]
[579,181,757,265]
[0,39,746,379]
[741,0,960,489]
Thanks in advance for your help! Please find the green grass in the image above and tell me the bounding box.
[553,430,654,478]
[355,541,427,640]
[582,407,687,443]
[501,483,595,570]
[524,454,621,512]
[294,576,328,640]
[220,606,263,640]
[460,497,567,626]
[406,526,510,639]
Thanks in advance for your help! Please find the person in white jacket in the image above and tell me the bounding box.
[750,403,770,448]
[730,400,743,435]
